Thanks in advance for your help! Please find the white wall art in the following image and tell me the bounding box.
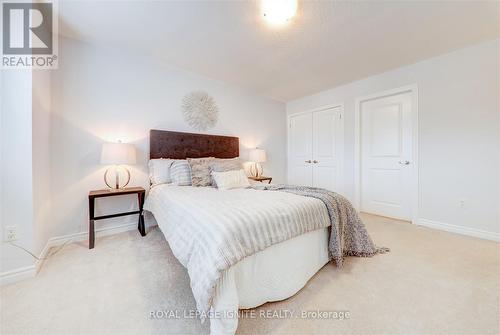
[181,90,219,131]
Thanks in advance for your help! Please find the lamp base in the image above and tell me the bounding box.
[249,162,263,178]
[104,166,131,189]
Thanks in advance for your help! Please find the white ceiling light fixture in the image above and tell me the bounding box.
[261,0,298,25]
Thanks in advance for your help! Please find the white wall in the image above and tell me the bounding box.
[287,39,500,236]
[0,69,54,277]
[32,70,53,256]
[0,70,35,273]
[49,37,286,238]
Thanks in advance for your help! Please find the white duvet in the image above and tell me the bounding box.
[145,185,331,334]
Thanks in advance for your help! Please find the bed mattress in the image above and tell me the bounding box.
[144,185,331,335]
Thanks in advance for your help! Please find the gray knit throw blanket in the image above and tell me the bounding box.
[251,184,389,267]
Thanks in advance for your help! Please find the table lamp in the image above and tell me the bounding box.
[248,148,267,177]
[100,141,136,190]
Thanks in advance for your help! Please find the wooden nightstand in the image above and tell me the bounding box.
[248,176,272,184]
[88,187,146,249]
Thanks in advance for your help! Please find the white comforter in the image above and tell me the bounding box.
[144,185,330,328]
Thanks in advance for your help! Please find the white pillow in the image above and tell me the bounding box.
[212,169,250,190]
[148,159,174,186]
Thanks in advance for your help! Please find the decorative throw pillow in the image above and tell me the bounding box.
[209,157,243,185]
[187,157,214,187]
[148,159,174,186]
[209,157,243,172]
[170,160,192,186]
[212,169,250,190]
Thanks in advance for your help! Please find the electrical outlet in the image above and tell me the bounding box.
[459,199,466,209]
[5,226,17,241]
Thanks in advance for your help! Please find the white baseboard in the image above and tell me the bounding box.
[417,219,499,242]
[3,221,155,286]
[0,265,37,286]
[47,221,140,247]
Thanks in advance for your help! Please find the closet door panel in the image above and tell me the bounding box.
[288,113,313,186]
[312,108,341,191]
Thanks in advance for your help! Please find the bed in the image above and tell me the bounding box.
[144,130,332,335]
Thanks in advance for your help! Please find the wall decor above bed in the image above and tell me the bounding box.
[181,90,218,131]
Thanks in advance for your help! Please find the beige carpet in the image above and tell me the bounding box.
[1,214,499,335]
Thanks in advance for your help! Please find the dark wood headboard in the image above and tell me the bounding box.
[149,130,239,159]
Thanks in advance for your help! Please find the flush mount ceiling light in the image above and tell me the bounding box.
[261,0,298,25]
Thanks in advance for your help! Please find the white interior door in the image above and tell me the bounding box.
[360,92,413,220]
[312,107,342,191]
[288,112,313,186]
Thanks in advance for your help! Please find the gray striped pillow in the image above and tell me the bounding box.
[170,160,192,186]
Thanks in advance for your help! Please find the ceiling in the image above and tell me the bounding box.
[58,1,500,102]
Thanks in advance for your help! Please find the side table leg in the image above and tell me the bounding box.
[89,220,95,249]
[138,192,146,237]
[89,197,95,249]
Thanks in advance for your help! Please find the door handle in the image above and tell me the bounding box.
[305,160,312,163]
[398,160,410,165]
[313,160,318,164]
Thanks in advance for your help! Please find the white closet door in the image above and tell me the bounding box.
[288,113,313,186]
[360,92,413,220]
[312,107,341,191]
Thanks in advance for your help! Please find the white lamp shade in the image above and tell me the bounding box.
[100,142,136,165]
[249,148,267,163]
